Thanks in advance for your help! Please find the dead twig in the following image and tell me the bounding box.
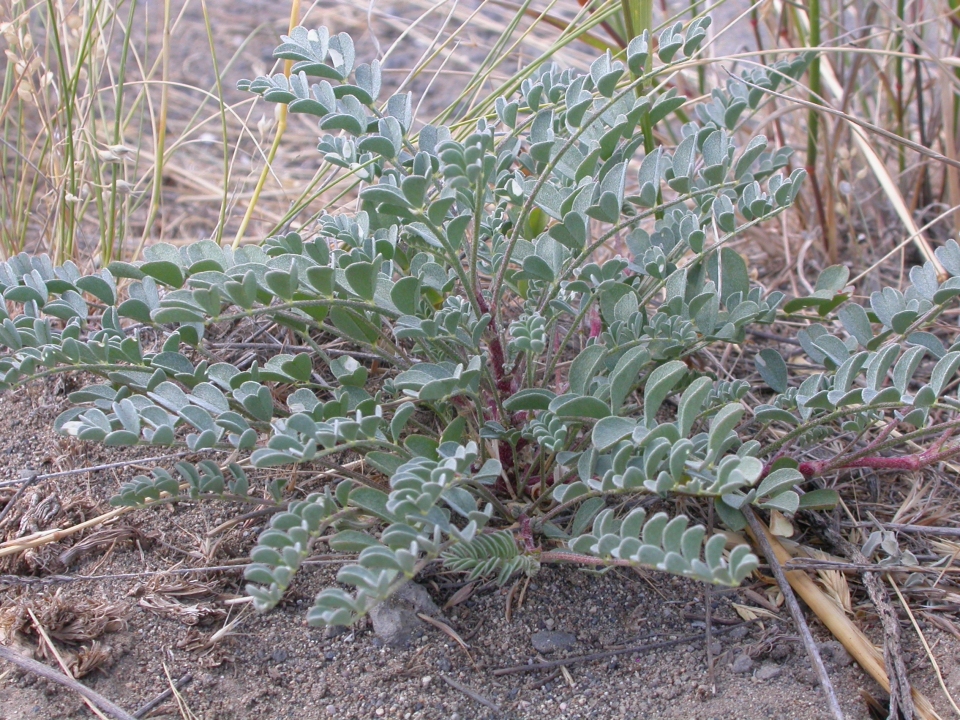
[492,620,756,676]
[417,613,473,663]
[704,504,717,695]
[841,539,914,720]
[0,506,133,558]
[132,673,193,719]
[853,523,960,539]
[439,674,501,713]
[0,643,136,720]
[889,579,960,717]
[0,555,354,587]
[744,507,845,720]
[0,453,213,489]
[747,512,942,720]
[0,473,40,526]
[529,668,561,690]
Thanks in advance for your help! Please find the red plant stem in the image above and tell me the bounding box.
[476,291,513,397]
[519,514,535,551]
[798,440,960,478]
[588,306,602,339]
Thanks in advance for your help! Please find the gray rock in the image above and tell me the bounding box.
[755,662,781,681]
[731,653,754,674]
[369,581,440,647]
[770,642,792,661]
[726,625,750,642]
[531,631,577,654]
[817,640,854,667]
[322,624,348,640]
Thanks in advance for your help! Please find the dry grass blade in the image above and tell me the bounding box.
[0,506,133,558]
[840,537,915,720]
[57,525,143,566]
[442,581,476,610]
[439,674,501,713]
[132,673,193,719]
[731,602,780,622]
[162,662,200,720]
[812,550,853,616]
[138,594,226,626]
[744,508,844,720]
[0,589,127,648]
[889,579,960,717]
[416,611,478,668]
[754,519,942,720]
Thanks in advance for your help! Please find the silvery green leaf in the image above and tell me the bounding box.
[719,248,748,305]
[572,497,606,537]
[734,135,767,180]
[893,346,926,393]
[677,376,712,437]
[592,416,637,451]
[643,360,687,428]
[930,351,960,396]
[759,490,799,514]
[815,265,850,294]
[755,349,787,393]
[756,467,802,498]
[838,303,873,347]
[610,346,650,414]
[706,404,743,463]
[909,262,939,301]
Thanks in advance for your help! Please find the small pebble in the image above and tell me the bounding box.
[755,662,781,681]
[531,631,577,654]
[818,640,853,666]
[421,676,432,687]
[770,643,792,661]
[325,706,336,716]
[727,625,749,641]
[544,618,555,630]
[271,649,288,663]
[323,625,347,640]
[324,651,335,661]
[731,653,754,674]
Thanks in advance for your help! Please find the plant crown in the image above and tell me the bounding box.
[1,21,953,627]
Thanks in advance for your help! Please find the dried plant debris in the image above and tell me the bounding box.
[0,589,128,676]
[11,490,61,537]
[138,594,226,626]
[68,639,115,678]
[0,589,127,644]
[57,524,146,566]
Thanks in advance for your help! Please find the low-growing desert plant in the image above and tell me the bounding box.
[1,21,958,629]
